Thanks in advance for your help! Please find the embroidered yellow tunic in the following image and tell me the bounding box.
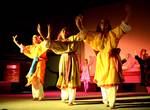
[83,23,131,87]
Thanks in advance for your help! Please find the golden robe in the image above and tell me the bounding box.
[50,35,82,89]
[23,40,48,86]
[83,23,131,87]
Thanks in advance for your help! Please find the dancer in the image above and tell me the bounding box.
[75,4,132,109]
[55,27,71,103]
[12,24,50,101]
[80,59,91,92]
[46,26,82,105]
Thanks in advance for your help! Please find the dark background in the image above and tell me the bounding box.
[0,0,123,55]
[0,0,133,92]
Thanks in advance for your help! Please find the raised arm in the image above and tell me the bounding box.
[12,35,24,53]
[118,4,132,33]
[37,24,45,40]
[75,15,85,32]
[37,23,51,41]
[12,35,22,48]
[124,4,131,24]
[46,24,51,40]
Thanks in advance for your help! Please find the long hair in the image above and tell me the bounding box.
[96,18,112,49]
[96,18,112,32]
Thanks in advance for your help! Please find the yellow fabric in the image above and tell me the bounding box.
[23,41,48,85]
[50,35,82,55]
[51,35,82,89]
[31,57,47,85]
[23,41,48,59]
[84,26,125,87]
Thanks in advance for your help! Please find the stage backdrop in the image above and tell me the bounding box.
[78,0,150,83]
[80,0,150,58]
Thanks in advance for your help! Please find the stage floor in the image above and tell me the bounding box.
[0,91,150,110]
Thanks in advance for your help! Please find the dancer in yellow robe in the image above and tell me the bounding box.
[75,5,132,109]
[12,24,50,101]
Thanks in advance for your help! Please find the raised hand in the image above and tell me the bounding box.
[37,23,45,40]
[75,15,84,31]
[12,35,18,43]
[124,4,131,23]
[125,4,131,14]
[47,24,51,40]
[37,24,41,35]
[12,35,21,48]
[12,35,24,53]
